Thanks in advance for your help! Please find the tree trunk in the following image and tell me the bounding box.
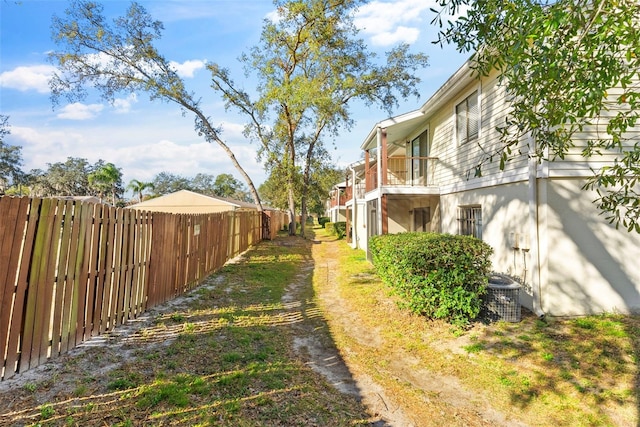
[288,185,296,236]
[182,102,263,212]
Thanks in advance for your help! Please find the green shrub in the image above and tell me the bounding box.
[318,217,330,227]
[369,232,493,326]
[333,222,346,239]
[324,221,347,239]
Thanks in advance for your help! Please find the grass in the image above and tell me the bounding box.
[311,227,640,426]
[0,231,373,426]
[1,226,638,426]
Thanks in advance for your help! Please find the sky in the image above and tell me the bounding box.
[0,0,468,198]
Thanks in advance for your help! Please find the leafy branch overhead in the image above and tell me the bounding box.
[49,0,263,210]
[433,0,640,231]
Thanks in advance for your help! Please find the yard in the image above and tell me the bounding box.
[0,227,638,426]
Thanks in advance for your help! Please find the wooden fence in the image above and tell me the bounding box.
[0,196,268,381]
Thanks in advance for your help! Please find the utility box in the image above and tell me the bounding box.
[484,274,521,322]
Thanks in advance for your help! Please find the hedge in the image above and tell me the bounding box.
[369,232,493,325]
[324,221,347,239]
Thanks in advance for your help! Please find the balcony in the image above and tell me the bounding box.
[344,183,365,201]
[330,192,348,208]
[365,156,438,192]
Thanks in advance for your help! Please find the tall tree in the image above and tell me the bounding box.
[88,162,123,205]
[150,171,191,196]
[432,0,640,231]
[42,157,92,196]
[190,173,217,196]
[49,0,263,210]
[213,173,246,199]
[127,178,153,203]
[0,115,25,195]
[210,0,429,237]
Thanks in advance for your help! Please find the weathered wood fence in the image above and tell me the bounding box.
[0,196,284,381]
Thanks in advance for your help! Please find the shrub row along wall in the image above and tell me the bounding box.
[0,196,263,381]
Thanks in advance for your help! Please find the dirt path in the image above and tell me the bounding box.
[0,235,527,426]
[306,234,529,427]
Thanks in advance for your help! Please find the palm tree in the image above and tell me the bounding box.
[127,179,154,203]
[88,163,122,205]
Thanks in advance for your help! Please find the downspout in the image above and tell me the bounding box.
[348,164,358,249]
[528,133,545,317]
[376,127,383,236]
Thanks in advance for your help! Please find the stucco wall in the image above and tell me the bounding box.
[439,179,640,316]
[439,182,530,280]
[540,178,640,316]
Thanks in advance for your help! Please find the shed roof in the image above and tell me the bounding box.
[129,190,258,214]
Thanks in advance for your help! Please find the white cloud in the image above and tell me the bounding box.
[112,93,138,114]
[169,60,206,78]
[370,26,421,46]
[354,0,434,47]
[8,119,265,195]
[57,102,104,120]
[0,65,56,93]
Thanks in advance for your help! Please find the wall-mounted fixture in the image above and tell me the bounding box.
[509,232,520,250]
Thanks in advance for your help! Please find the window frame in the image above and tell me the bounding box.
[454,88,480,146]
[457,205,482,240]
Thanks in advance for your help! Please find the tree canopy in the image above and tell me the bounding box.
[433,0,640,231]
[49,0,263,210]
[210,0,429,236]
[88,162,123,205]
[26,157,124,202]
[0,115,25,195]
[147,171,249,201]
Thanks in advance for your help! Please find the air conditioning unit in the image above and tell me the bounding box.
[484,274,521,322]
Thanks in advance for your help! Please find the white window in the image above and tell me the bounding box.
[456,91,479,145]
[458,205,482,239]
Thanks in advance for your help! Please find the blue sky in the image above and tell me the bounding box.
[0,0,467,196]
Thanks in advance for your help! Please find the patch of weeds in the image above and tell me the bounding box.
[224,399,242,414]
[108,371,141,391]
[170,313,186,322]
[144,352,159,361]
[600,318,628,338]
[534,318,549,330]
[39,403,55,420]
[463,342,485,353]
[182,322,196,333]
[542,352,554,362]
[450,326,466,337]
[174,333,197,350]
[73,384,88,397]
[222,352,243,364]
[573,318,596,330]
[24,382,37,392]
[559,369,573,381]
[138,374,209,409]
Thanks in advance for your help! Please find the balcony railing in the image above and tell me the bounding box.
[344,183,365,201]
[365,156,438,192]
[330,193,348,207]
